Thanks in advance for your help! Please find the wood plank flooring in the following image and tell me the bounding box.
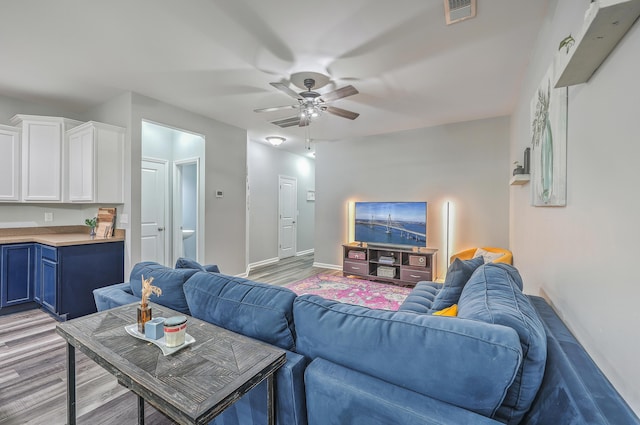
[0,253,333,425]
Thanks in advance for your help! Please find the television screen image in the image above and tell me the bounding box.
[354,202,427,248]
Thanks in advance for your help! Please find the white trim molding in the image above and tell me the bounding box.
[313,262,342,271]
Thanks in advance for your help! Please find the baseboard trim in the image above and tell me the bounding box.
[296,249,314,256]
[313,262,342,271]
[243,257,279,276]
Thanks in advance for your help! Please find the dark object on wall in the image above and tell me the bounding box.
[513,165,525,175]
[524,147,531,174]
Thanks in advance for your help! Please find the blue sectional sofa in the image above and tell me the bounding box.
[93,259,640,425]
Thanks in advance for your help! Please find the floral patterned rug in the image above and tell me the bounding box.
[283,274,412,311]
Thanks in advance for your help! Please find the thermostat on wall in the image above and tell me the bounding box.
[216,190,224,198]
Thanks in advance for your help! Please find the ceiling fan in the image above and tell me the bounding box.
[254,78,360,128]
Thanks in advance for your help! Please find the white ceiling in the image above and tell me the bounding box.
[0,0,549,155]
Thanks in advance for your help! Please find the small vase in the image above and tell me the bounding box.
[137,304,152,333]
[89,227,96,238]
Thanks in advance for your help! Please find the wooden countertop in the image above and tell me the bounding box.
[0,226,125,247]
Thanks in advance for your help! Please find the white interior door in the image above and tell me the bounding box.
[141,159,169,265]
[278,175,297,259]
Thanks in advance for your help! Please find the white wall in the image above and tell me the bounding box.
[247,140,315,265]
[315,116,510,276]
[510,0,640,415]
[131,93,247,275]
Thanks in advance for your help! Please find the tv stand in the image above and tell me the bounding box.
[342,243,437,287]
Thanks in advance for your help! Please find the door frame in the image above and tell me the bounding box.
[141,157,170,265]
[173,157,201,264]
[278,175,297,259]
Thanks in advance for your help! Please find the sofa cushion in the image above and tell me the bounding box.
[431,256,484,311]
[294,294,522,418]
[183,272,298,350]
[458,263,546,425]
[305,358,502,425]
[129,262,198,314]
[397,281,439,313]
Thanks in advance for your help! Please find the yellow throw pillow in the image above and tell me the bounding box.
[432,304,458,317]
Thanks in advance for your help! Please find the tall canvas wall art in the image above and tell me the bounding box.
[530,64,568,206]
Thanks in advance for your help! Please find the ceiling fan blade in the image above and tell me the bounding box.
[270,82,303,100]
[326,106,360,120]
[254,105,298,113]
[320,85,359,102]
[271,116,301,128]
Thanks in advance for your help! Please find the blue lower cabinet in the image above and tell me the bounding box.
[0,244,35,308]
[35,242,124,320]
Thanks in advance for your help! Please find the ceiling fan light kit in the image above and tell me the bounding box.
[266,136,285,146]
[255,74,360,128]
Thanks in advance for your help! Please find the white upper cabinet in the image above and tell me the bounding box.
[0,124,21,202]
[11,115,81,202]
[66,121,125,203]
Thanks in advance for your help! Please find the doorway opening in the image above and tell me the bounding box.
[174,159,199,261]
[141,120,205,266]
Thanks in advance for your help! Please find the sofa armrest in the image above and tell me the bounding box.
[210,349,308,425]
[93,282,139,311]
[305,358,502,425]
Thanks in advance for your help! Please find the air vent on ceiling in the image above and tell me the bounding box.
[444,0,476,25]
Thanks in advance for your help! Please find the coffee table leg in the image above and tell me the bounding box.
[66,343,76,425]
[267,375,275,425]
[138,395,145,425]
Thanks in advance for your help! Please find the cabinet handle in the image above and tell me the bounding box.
[410,274,421,278]
[158,227,165,231]
[352,267,360,270]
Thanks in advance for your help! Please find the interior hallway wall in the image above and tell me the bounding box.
[247,140,315,266]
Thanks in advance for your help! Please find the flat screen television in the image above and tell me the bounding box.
[354,201,427,248]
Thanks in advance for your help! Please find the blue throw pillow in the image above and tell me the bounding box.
[430,256,484,311]
[175,257,206,271]
[129,262,198,314]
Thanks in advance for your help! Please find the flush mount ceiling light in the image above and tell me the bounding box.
[266,136,285,146]
[444,0,476,25]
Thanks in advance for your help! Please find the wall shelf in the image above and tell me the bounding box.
[510,174,530,186]
[555,0,640,88]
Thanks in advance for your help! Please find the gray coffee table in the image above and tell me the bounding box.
[56,302,286,425]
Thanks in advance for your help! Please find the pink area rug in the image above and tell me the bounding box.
[283,274,411,311]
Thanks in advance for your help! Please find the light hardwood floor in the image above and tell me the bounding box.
[0,253,336,425]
